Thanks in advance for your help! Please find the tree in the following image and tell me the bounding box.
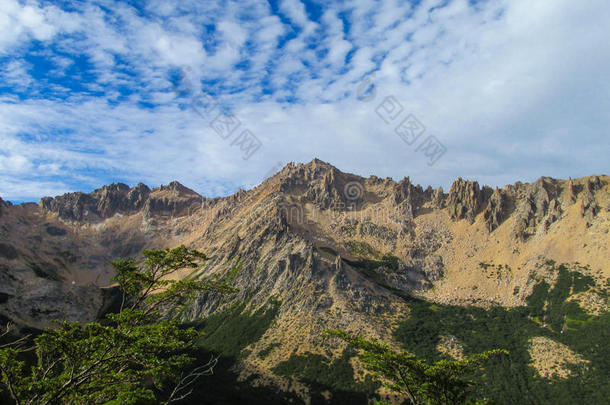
[324,330,508,405]
[0,245,235,405]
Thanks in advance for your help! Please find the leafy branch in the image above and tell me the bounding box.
[324,329,508,405]
[0,245,236,404]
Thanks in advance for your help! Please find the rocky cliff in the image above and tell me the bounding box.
[0,160,608,400]
[38,181,207,222]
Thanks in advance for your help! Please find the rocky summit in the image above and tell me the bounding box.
[0,159,608,403]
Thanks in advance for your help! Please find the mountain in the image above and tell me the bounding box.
[0,159,608,403]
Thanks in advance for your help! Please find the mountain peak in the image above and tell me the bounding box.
[38,180,202,222]
[156,181,198,197]
[94,182,131,193]
[2,166,609,404]
[306,157,333,167]
[261,159,337,185]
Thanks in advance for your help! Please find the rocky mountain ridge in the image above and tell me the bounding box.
[1,160,607,323]
[1,160,608,402]
[38,181,209,222]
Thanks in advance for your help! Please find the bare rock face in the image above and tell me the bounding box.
[142,181,202,218]
[278,159,368,210]
[422,254,444,281]
[512,180,539,238]
[279,160,335,208]
[39,182,151,222]
[581,177,601,223]
[483,188,509,232]
[512,177,571,239]
[390,177,428,218]
[447,178,484,222]
[127,182,151,208]
[546,199,562,229]
[392,178,415,217]
[432,186,446,209]
[0,265,120,333]
[39,181,207,222]
[392,177,413,200]
[40,192,97,222]
[94,183,137,217]
[564,179,577,204]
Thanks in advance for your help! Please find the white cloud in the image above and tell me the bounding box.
[0,0,609,201]
[0,0,80,54]
[0,153,31,173]
[279,0,317,35]
[0,59,33,89]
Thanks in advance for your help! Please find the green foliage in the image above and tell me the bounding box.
[478,262,492,270]
[0,245,235,405]
[343,239,401,271]
[346,241,380,258]
[178,348,302,405]
[195,299,280,358]
[478,262,513,280]
[393,264,610,405]
[257,343,281,359]
[343,241,402,284]
[324,330,506,405]
[544,265,595,332]
[194,296,380,403]
[527,281,550,319]
[272,348,379,404]
[342,258,394,291]
[381,254,400,272]
[222,259,244,284]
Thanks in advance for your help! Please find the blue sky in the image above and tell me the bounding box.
[0,0,609,202]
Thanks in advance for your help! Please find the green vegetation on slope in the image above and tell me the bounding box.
[258,342,281,359]
[394,263,609,405]
[184,299,304,404]
[194,299,280,358]
[192,296,382,404]
[346,240,381,258]
[325,329,507,405]
[193,298,381,404]
[179,348,302,405]
[273,348,380,404]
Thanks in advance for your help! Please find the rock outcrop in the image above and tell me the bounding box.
[447,178,484,222]
[39,191,96,222]
[39,181,206,222]
[432,186,446,208]
[482,188,505,232]
[142,181,203,218]
[390,177,427,218]
[0,159,608,393]
[513,177,574,239]
[580,176,601,223]
[441,175,608,238]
